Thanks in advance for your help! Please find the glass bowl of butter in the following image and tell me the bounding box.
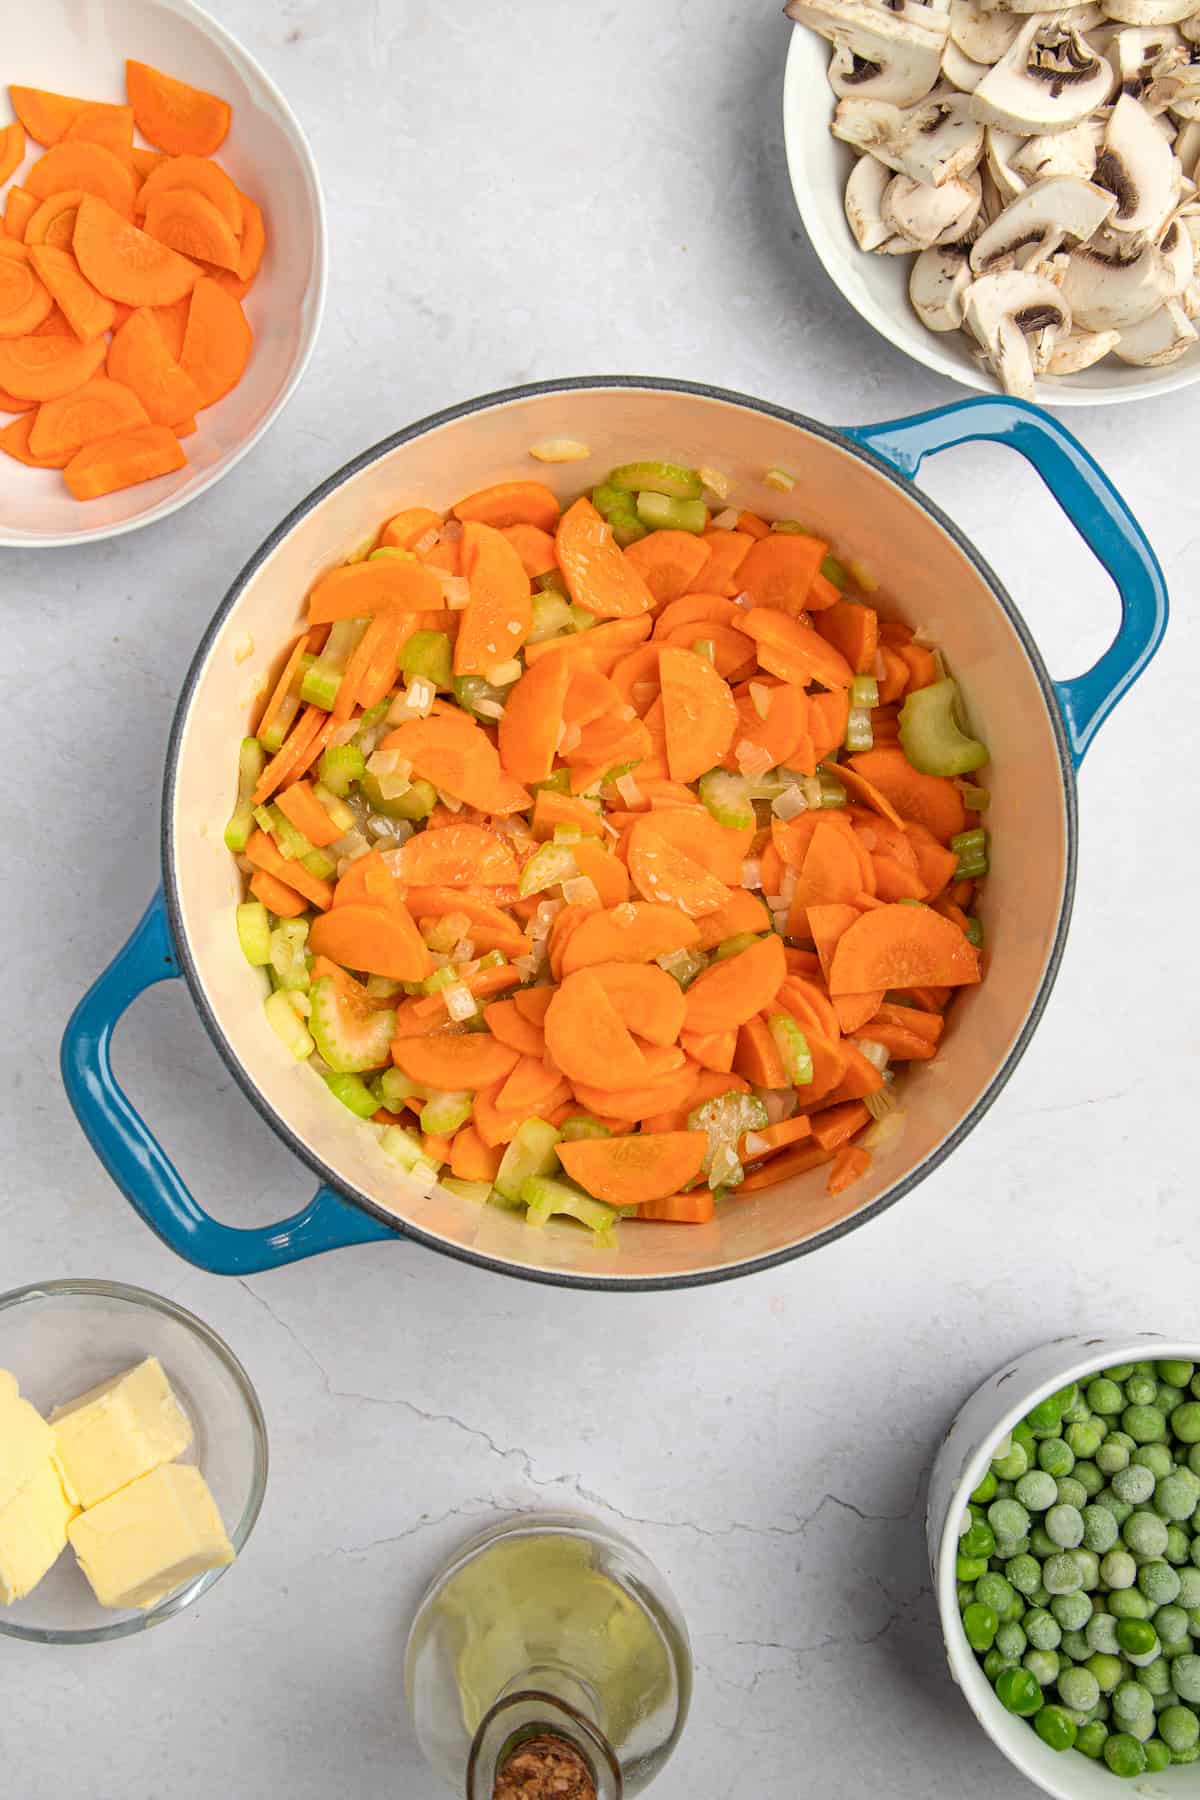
[0,1279,267,1644]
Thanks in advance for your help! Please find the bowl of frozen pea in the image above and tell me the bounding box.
[929,1335,1200,1795]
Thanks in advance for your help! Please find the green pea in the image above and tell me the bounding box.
[1001,1589,1027,1623]
[1104,1731,1148,1776]
[957,1553,989,1582]
[1061,1629,1090,1663]
[1087,1613,1121,1656]
[1074,1460,1104,1498]
[1014,1470,1057,1512]
[1112,1679,1154,1724]
[1097,1491,1133,1527]
[983,1647,1014,1681]
[1164,1636,1195,1661]
[961,1519,996,1559]
[1142,1656,1174,1695]
[1067,1421,1103,1459]
[1089,1378,1125,1415]
[1104,1365,1136,1384]
[995,1620,1027,1660]
[989,1498,1029,1541]
[1051,1591,1093,1632]
[970,1469,998,1504]
[1167,1525,1192,1565]
[962,1600,998,1651]
[1171,1744,1200,1764]
[1076,1719,1109,1759]
[1155,1606,1190,1646]
[1097,1440,1131,1476]
[1160,1361,1196,1388]
[1038,1438,1075,1478]
[1176,1568,1200,1609]
[1029,1524,1056,1559]
[1102,1550,1138,1590]
[1156,1477,1200,1525]
[1013,1421,1037,1453]
[1058,1664,1101,1711]
[1126,1373,1159,1407]
[1044,1551,1084,1595]
[1159,1705,1200,1752]
[1112,1464,1155,1505]
[1124,1512,1170,1558]
[1034,1703,1076,1751]
[995,1665,1043,1716]
[1024,1608,1061,1651]
[1083,1505,1119,1553]
[1124,1404,1168,1444]
[1117,1618,1160,1659]
[991,1442,1029,1481]
[1140,1562,1182,1608]
[992,1479,1015,1501]
[1046,1503,1084,1548]
[1006,1554,1041,1597]
[1055,1477,1088,1511]
[1175,1405,1200,1446]
[1133,1442,1174,1479]
[1024,1648,1059,1687]
[1109,1589,1150,1621]
[1144,1738,1172,1771]
[1170,1654,1200,1703]
[1156,1384,1185,1415]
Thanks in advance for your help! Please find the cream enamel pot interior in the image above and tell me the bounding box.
[61,380,1166,1288]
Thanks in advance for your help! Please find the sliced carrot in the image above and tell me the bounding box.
[905,822,959,901]
[683,933,786,1035]
[810,1101,870,1152]
[871,853,926,904]
[0,252,54,338]
[530,789,605,840]
[399,824,518,888]
[382,714,530,815]
[405,888,530,956]
[870,1000,944,1043]
[26,143,137,217]
[73,196,199,306]
[572,1058,700,1125]
[899,644,939,693]
[149,295,190,360]
[658,645,738,782]
[247,868,308,918]
[142,187,241,272]
[125,61,231,157]
[244,829,334,911]
[253,632,312,744]
[544,967,650,1088]
[332,848,406,911]
[494,1053,570,1116]
[524,615,652,674]
[0,329,106,400]
[739,1142,833,1191]
[814,600,878,675]
[380,506,441,551]
[693,888,770,951]
[657,621,756,683]
[63,103,134,158]
[737,533,828,614]
[29,376,148,461]
[497,653,571,787]
[877,646,910,707]
[309,901,433,982]
[623,530,712,603]
[854,1019,937,1061]
[453,479,560,533]
[786,821,863,933]
[808,690,850,764]
[449,1124,503,1183]
[63,420,185,497]
[829,903,981,994]
[722,681,810,773]
[558,1131,707,1207]
[847,748,966,844]
[827,1144,871,1196]
[831,991,884,1035]
[734,1014,787,1088]
[560,666,618,728]
[472,1082,536,1148]
[556,496,655,619]
[222,192,265,295]
[0,412,70,467]
[736,510,770,539]
[329,615,385,722]
[570,838,630,908]
[251,704,326,804]
[680,1026,736,1072]
[547,903,594,981]
[501,522,557,579]
[275,780,341,849]
[511,986,554,1026]
[821,1040,885,1106]
[651,594,741,642]
[307,556,443,623]
[179,276,251,407]
[776,973,842,1044]
[636,1190,716,1224]
[700,527,754,595]
[737,1115,812,1159]
[805,901,863,982]
[627,817,731,917]
[559,902,700,974]
[483,998,545,1058]
[587,959,685,1046]
[832,761,907,830]
[8,87,92,147]
[0,123,25,187]
[135,155,243,232]
[808,571,841,610]
[5,188,38,242]
[27,245,114,341]
[772,807,852,873]
[392,1027,519,1091]
[740,609,854,693]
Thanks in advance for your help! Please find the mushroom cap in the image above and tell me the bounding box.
[1112,295,1198,356]
[832,90,985,184]
[1045,325,1123,368]
[787,0,949,105]
[1158,210,1196,289]
[909,242,975,327]
[844,151,896,249]
[1012,118,1104,182]
[883,170,984,244]
[1102,0,1196,28]
[969,172,1117,270]
[1177,121,1200,177]
[963,266,1073,395]
[942,38,991,90]
[970,18,1116,134]
[986,125,1029,198]
[1059,232,1175,323]
[949,0,1024,64]
[1095,91,1181,232]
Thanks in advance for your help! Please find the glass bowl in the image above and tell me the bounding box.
[0,1279,268,1644]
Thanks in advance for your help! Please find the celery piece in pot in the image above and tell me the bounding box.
[368,547,416,563]
[453,673,513,720]
[608,461,703,501]
[312,781,357,832]
[844,707,873,754]
[818,769,847,809]
[301,846,337,881]
[591,483,647,547]
[850,675,879,709]
[898,679,988,778]
[527,591,575,642]
[494,1118,562,1206]
[263,989,314,1060]
[379,1067,423,1111]
[714,932,763,962]
[821,554,848,589]
[687,1090,768,1190]
[301,618,368,711]
[399,631,453,691]
[441,1177,493,1205]
[951,828,989,879]
[532,769,572,796]
[225,737,267,852]
[558,1116,613,1142]
[236,902,272,967]
[520,1175,619,1247]
[534,569,570,597]
[308,975,396,1074]
[361,771,436,821]
[697,768,755,830]
[635,492,707,534]
[318,744,366,799]
[692,638,715,663]
[419,1090,474,1136]
[258,656,315,754]
[519,843,577,899]
[965,915,984,948]
[323,1071,380,1119]
[268,921,311,993]
[267,805,314,863]
[767,1013,814,1087]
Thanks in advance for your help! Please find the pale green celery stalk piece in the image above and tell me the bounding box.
[312,780,357,831]
[687,1090,768,1189]
[559,1116,613,1142]
[264,989,314,1059]
[318,744,365,798]
[528,592,575,642]
[399,631,453,689]
[225,737,267,851]
[269,922,311,993]
[608,461,703,500]
[714,932,762,962]
[520,1175,619,1246]
[236,902,272,966]
[323,1072,379,1118]
[419,1090,473,1135]
[635,492,706,534]
[519,843,577,899]
[767,1012,814,1086]
[697,768,755,829]
[308,975,396,1073]
[301,617,368,710]
[379,1067,423,1110]
[494,1119,562,1205]
[441,1177,493,1204]
[899,678,989,777]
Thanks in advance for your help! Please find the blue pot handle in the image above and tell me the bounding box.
[60,892,400,1275]
[842,397,1167,766]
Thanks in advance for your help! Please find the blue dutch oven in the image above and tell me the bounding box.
[61,381,1166,1289]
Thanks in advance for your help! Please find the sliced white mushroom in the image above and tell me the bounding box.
[909,242,975,324]
[1061,3,1108,28]
[969,172,1116,268]
[1060,231,1176,322]
[1108,23,1186,110]
[1157,208,1196,287]
[949,0,1024,61]
[1102,0,1196,28]
[1095,91,1181,231]
[1163,49,1200,119]
[844,152,897,249]
[832,90,985,183]
[986,126,1029,200]
[962,267,1072,395]
[970,18,1115,134]
[1112,294,1198,354]
[785,0,949,104]
[1183,11,1200,41]
[1012,118,1104,180]
[1177,120,1200,176]
[1045,325,1123,367]
[942,38,991,88]
[882,170,983,243]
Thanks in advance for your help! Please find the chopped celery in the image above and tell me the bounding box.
[770,519,813,535]
[534,569,569,597]
[965,915,984,948]
[454,672,513,720]
[379,1124,427,1170]
[608,461,703,501]
[519,843,576,898]
[441,1176,493,1205]
[528,591,575,642]
[356,698,393,734]
[520,1175,619,1247]
[423,914,471,954]
[657,947,707,990]
[269,921,311,992]
[532,769,572,795]
[368,546,416,562]
[268,805,314,862]
[366,974,405,999]
[898,678,988,778]
[258,657,314,754]
[476,950,506,970]
[567,604,595,631]
[697,768,755,830]
[845,707,873,754]
[225,737,266,852]
[419,1089,473,1135]
[635,492,706,534]
[692,638,715,662]
[553,823,583,845]
[559,1116,613,1142]
[850,675,879,709]
[399,630,453,690]
[610,513,648,548]
[593,482,633,518]
[323,1071,379,1119]
[302,618,368,710]
[818,768,847,809]
[302,846,337,881]
[319,743,366,798]
[687,1090,768,1191]
[312,781,356,832]
[767,1012,814,1086]
[362,771,436,820]
[236,902,272,967]
[422,965,458,995]
[379,1066,423,1110]
[764,467,796,493]
[959,783,990,812]
[263,989,314,1060]
[308,975,396,1073]
[715,932,762,962]
[495,1118,562,1205]
[821,553,848,589]
[951,827,989,879]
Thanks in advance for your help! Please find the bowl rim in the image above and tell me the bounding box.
[932,1333,1200,1797]
[161,373,1080,1292]
[780,27,1200,411]
[0,1277,269,1645]
[0,0,329,551]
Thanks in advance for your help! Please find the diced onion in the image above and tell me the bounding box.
[764,466,795,492]
[475,700,505,720]
[857,1039,891,1073]
[778,866,798,906]
[450,939,476,963]
[528,438,590,462]
[711,506,740,530]
[801,776,823,809]
[734,740,774,778]
[367,749,410,778]
[486,659,522,686]
[615,772,644,807]
[758,1086,798,1125]
[562,876,600,907]
[612,903,637,924]
[436,789,463,812]
[699,465,732,501]
[444,982,477,1023]
[329,721,361,748]
[748,682,771,720]
[412,527,440,556]
[436,572,471,609]
[862,1106,906,1148]
[404,677,436,716]
[558,721,582,753]
[741,858,763,890]
[441,519,464,541]
[912,620,944,647]
[514,953,541,980]
[771,785,808,821]
[732,590,753,608]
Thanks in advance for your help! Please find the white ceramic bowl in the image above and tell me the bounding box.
[928,1333,1200,1797]
[0,0,326,548]
[782,26,1200,409]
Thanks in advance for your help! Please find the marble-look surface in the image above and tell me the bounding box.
[3,2,1194,1795]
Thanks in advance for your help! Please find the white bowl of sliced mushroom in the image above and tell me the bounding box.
[782,0,1200,403]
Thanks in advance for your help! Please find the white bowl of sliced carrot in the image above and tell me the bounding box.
[64,378,1165,1287]
[0,0,325,547]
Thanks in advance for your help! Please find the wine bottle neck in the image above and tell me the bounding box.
[466,1689,622,1800]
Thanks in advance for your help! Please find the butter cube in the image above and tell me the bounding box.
[68,1464,234,1610]
[0,1368,57,1513]
[50,1357,193,1509]
[0,1460,78,1605]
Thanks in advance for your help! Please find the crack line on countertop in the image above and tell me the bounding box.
[695,1583,935,1693]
